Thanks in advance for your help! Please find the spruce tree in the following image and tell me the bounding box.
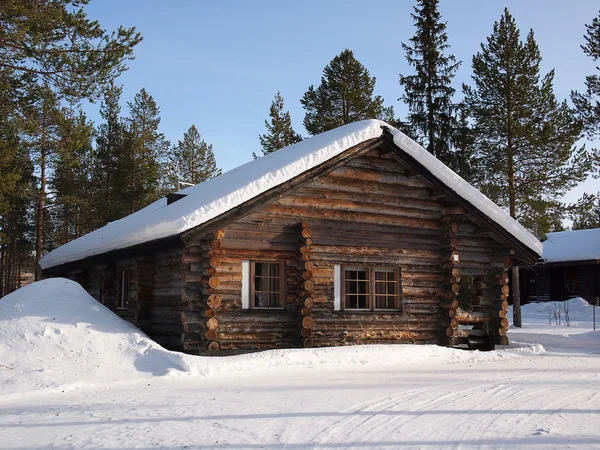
[51,110,94,246]
[572,11,600,139]
[118,88,169,214]
[463,8,590,238]
[255,92,302,158]
[93,80,126,225]
[301,49,394,135]
[399,0,461,167]
[168,125,221,189]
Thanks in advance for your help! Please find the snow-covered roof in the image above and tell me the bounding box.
[40,120,542,270]
[542,228,600,263]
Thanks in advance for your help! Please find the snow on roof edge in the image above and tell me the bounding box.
[40,120,542,270]
[541,228,600,263]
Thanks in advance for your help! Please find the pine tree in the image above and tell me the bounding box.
[463,8,590,238]
[0,0,142,106]
[168,125,221,189]
[572,11,600,139]
[255,92,302,158]
[399,0,461,167]
[118,88,169,215]
[301,49,394,135]
[568,192,600,230]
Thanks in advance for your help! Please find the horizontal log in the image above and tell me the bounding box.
[451,310,493,324]
[275,195,442,221]
[262,204,441,230]
[308,175,432,199]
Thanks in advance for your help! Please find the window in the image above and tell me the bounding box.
[246,261,284,309]
[339,265,401,312]
[117,270,130,310]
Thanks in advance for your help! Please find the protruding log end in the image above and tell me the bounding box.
[301,327,312,338]
[301,307,312,316]
[206,317,218,330]
[207,341,220,352]
[302,316,314,329]
[204,329,217,340]
[207,294,222,309]
[208,277,220,289]
[214,229,225,240]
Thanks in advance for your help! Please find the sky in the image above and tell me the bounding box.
[84,0,600,204]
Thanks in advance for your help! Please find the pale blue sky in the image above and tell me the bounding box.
[85,0,599,203]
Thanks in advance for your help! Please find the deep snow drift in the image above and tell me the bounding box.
[1,279,545,396]
[0,278,189,394]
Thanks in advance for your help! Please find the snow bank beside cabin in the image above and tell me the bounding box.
[0,279,190,395]
[1,280,544,395]
[40,119,541,270]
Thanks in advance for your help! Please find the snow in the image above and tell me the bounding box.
[542,228,600,263]
[2,280,600,449]
[40,119,542,270]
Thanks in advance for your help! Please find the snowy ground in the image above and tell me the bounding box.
[1,280,599,449]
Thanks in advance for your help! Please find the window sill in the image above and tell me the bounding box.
[244,308,288,313]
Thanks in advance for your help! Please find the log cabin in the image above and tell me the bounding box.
[521,228,600,305]
[41,120,542,354]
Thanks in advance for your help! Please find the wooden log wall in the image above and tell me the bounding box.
[181,148,527,351]
[440,218,460,344]
[150,246,186,350]
[181,231,226,353]
[185,223,300,353]
[86,266,103,303]
[445,219,513,346]
[136,257,154,334]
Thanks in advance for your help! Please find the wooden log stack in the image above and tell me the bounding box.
[298,222,315,347]
[181,229,225,353]
[441,219,461,342]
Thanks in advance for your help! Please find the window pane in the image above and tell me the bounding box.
[270,277,280,294]
[357,295,368,309]
[255,275,265,292]
[376,295,388,309]
[346,280,356,294]
[360,279,369,294]
[255,263,266,277]
[388,282,396,295]
[270,263,280,277]
[255,292,268,308]
[375,282,386,295]
[271,292,282,308]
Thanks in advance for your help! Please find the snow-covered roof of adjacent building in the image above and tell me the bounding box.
[542,228,600,263]
[40,120,543,270]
